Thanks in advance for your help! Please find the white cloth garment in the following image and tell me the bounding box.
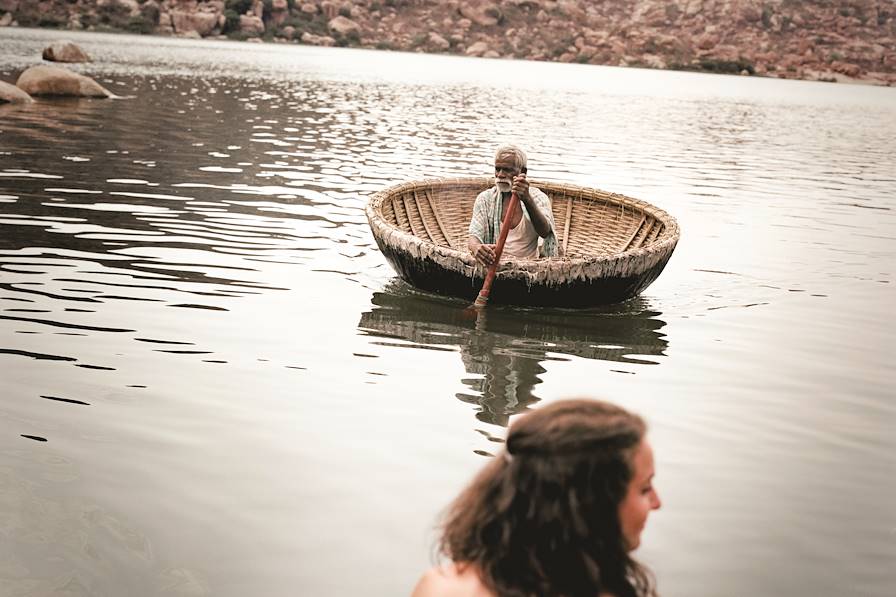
[503,208,539,259]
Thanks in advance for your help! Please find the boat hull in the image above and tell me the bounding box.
[375,238,674,308]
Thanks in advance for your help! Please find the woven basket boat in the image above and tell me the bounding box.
[365,177,679,308]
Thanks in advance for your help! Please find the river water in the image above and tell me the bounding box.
[1,27,894,597]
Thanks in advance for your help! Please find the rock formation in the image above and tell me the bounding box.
[1,0,894,85]
[42,40,91,62]
[16,65,113,97]
[0,79,34,103]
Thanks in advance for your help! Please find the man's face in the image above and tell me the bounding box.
[494,156,520,193]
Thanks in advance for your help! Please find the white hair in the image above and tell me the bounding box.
[494,144,527,171]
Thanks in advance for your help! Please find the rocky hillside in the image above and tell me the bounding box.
[2,0,895,85]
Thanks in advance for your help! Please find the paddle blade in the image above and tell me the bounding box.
[461,291,489,319]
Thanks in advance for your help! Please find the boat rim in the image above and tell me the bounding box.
[366,176,680,278]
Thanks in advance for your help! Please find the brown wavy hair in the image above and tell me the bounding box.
[438,399,656,597]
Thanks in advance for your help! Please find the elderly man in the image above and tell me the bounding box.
[467,144,559,267]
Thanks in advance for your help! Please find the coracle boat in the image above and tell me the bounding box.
[365,177,679,308]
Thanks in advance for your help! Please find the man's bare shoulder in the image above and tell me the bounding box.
[411,564,494,597]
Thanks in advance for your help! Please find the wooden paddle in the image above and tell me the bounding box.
[469,187,521,310]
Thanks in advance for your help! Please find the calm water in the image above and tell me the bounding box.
[1,27,895,597]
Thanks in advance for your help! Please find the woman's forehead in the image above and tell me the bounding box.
[633,439,655,477]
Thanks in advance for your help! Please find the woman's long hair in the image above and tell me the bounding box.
[438,399,656,597]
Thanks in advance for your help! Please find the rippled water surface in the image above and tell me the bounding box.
[1,28,895,597]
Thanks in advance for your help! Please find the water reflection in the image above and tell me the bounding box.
[359,282,669,428]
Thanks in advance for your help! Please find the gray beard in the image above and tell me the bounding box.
[496,180,512,193]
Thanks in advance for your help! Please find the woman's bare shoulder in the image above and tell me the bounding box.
[411,563,494,597]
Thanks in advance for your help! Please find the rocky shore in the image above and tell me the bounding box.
[2,0,895,85]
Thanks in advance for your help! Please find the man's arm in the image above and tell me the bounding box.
[512,174,552,238]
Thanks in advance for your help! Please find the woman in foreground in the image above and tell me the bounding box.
[412,398,661,597]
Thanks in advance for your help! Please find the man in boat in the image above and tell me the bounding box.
[467,144,559,267]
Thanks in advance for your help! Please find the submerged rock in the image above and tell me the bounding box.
[42,40,91,63]
[0,80,34,103]
[16,65,113,98]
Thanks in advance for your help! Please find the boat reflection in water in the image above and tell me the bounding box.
[358,282,669,435]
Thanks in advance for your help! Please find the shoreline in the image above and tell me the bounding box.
[3,24,894,89]
[2,0,894,88]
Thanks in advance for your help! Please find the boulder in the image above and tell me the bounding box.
[741,4,762,23]
[157,11,174,34]
[465,40,489,56]
[642,54,666,69]
[67,13,83,29]
[97,0,139,17]
[556,0,585,21]
[458,1,501,27]
[171,10,219,37]
[682,0,701,18]
[239,14,264,35]
[328,15,359,37]
[320,0,337,19]
[696,32,720,50]
[270,0,288,26]
[301,32,335,46]
[0,80,33,103]
[0,11,13,27]
[299,2,317,14]
[831,60,861,77]
[577,44,597,60]
[428,32,450,51]
[16,65,112,98]
[41,40,91,63]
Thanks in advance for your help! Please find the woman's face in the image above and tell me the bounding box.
[617,438,661,551]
